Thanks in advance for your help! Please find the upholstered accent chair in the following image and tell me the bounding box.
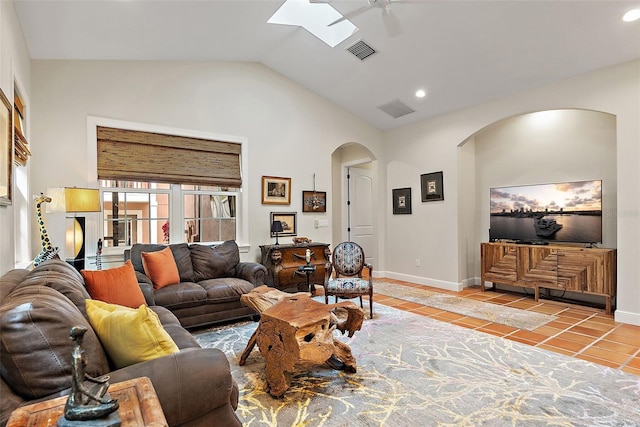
[323,241,373,318]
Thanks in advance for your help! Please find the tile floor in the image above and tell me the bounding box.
[371,278,640,376]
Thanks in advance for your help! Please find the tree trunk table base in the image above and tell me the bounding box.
[239,286,364,397]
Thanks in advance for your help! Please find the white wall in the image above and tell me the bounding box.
[0,1,31,274]
[27,60,383,265]
[383,59,640,325]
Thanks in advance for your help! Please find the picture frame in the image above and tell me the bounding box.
[392,187,412,214]
[0,88,12,206]
[270,212,297,237]
[302,190,327,213]
[421,171,444,202]
[262,176,291,205]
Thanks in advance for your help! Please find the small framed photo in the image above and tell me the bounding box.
[262,176,291,205]
[392,187,412,214]
[302,190,327,213]
[421,171,444,202]
[270,212,297,237]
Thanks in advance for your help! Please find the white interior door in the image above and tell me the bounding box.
[345,166,375,266]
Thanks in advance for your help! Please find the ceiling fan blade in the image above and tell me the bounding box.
[382,8,402,37]
[329,5,372,26]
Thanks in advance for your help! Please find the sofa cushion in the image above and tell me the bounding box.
[190,241,240,282]
[130,243,195,283]
[198,278,257,304]
[153,282,207,310]
[18,259,92,317]
[0,285,109,399]
[142,247,181,289]
[82,260,146,308]
[86,300,179,369]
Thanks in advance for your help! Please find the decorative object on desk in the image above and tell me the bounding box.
[270,212,297,238]
[292,236,312,245]
[0,88,12,206]
[270,220,283,246]
[262,175,291,205]
[305,248,311,264]
[47,187,101,271]
[392,187,412,214]
[33,193,60,266]
[59,325,120,426]
[420,171,444,202]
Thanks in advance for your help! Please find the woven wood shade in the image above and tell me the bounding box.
[97,126,242,187]
[14,93,31,167]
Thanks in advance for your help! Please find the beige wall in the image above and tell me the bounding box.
[383,60,639,325]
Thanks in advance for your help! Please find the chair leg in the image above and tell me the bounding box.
[359,295,363,309]
[325,294,329,305]
[369,292,373,319]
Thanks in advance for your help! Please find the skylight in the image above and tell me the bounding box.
[268,0,358,48]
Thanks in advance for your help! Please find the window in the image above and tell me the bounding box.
[99,180,237,247]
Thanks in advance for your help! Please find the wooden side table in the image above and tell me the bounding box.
[7,377,167,427]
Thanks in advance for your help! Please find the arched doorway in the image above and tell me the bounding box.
[331,143,378,268]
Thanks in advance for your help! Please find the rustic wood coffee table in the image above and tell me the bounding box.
[240,286,364,397]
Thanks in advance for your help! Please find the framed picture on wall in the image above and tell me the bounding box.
[392,187,412,214]
[421,171,444,202]
[270,212,297,237]
[302,190,327,213]
[262,176,291,205]
[0,88,12,206]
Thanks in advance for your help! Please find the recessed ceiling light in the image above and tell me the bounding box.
[623,8,640,22]
[268,0,358,48]
[415,89,427,98]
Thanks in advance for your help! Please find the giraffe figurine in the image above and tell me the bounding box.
[33,192,60,266]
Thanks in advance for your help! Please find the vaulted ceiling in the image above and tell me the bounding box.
[13,0,640,130]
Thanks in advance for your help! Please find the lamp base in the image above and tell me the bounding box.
[66,257,85,272]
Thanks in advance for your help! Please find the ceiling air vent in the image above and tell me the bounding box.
[377,99,415,119]
[346,40,377,61]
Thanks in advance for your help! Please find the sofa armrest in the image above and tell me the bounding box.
[108,348,241,427]
[234,262,267,287]
[139,283,156,306]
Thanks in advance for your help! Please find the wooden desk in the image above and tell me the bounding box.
[260,242,330,292]
[7,377,167,427]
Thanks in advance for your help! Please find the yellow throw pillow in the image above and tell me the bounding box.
[86,299,179,368]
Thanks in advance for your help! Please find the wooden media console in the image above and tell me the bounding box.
[481,242,617,314]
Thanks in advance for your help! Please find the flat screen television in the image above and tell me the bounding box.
[489,180,602,244]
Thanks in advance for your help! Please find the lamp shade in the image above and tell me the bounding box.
[271,220,283,233]
[46,187,101,213]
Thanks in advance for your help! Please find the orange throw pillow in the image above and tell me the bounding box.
[141,247,180,289]
[82,260,146,308]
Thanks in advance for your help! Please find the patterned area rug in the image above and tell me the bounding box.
[194,304,640,426]
[374,280,555,330]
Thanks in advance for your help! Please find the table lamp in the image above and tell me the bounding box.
[47,187,101,270]
[271,220,283,246]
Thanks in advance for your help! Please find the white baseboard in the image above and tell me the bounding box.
[614,310,640,326]
[375,270,463,292]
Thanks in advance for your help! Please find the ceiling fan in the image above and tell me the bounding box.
[312,0,414,37]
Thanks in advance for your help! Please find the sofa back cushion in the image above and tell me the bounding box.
[17,259,93,317]
[130,243,195,283]
[0,285,110,399]
[190,240,240,282]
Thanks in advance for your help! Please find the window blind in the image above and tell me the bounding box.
[14,93,30,167]
[97,126,242,187]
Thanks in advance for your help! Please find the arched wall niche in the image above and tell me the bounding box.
[457,108,617,285]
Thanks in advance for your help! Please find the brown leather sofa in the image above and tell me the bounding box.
[127,240,267,329]
[0,260,242,427]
